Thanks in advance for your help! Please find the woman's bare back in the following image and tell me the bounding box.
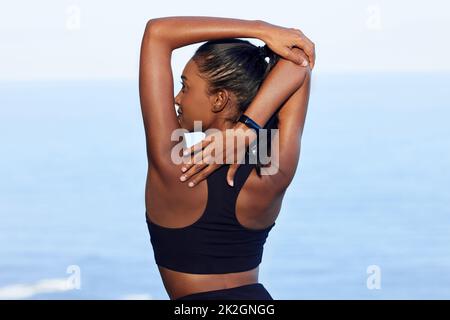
[145,163,286,231]
[144,72,310,299]
[145,160,288,299]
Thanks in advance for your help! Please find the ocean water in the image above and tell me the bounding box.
[0,73,449,299]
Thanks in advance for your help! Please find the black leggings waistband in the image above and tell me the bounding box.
[175,283,273,300]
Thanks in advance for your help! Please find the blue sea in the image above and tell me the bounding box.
[0,73,449,299]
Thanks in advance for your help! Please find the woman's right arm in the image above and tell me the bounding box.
[243,47,309,130]
[268,59,311,187]
[242,47,311,187]
[179,48,311,187]
[179,27,314,187]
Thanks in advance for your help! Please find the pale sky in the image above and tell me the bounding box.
[0,0,449,80]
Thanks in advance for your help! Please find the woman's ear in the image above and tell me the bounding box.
[210,89,230,113]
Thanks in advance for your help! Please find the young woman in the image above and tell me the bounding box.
[139,16,314,300]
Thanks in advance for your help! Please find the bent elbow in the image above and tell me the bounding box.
[144,18,164,40]
[279,47,311,86]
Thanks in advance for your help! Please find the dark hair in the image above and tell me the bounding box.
[192,38,280,175]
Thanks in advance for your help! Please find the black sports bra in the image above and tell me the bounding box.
[145,152,275,274]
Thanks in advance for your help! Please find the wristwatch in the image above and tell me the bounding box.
[238,114,261,161]
[238,114,262,131]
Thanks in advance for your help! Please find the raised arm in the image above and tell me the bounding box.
[179,46,311,187]
[268,49,311,187]
[243,47,309,129]
[144,16,266,51]
[139,16,313,173]
[140,17,273,170]
[144,16,314,65]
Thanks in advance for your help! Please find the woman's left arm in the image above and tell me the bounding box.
[140,16,314,173]
[145,16,266,51]
[140,17,266,172]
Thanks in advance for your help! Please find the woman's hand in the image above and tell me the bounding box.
[179,123,257,187]
[259,21,315,69]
